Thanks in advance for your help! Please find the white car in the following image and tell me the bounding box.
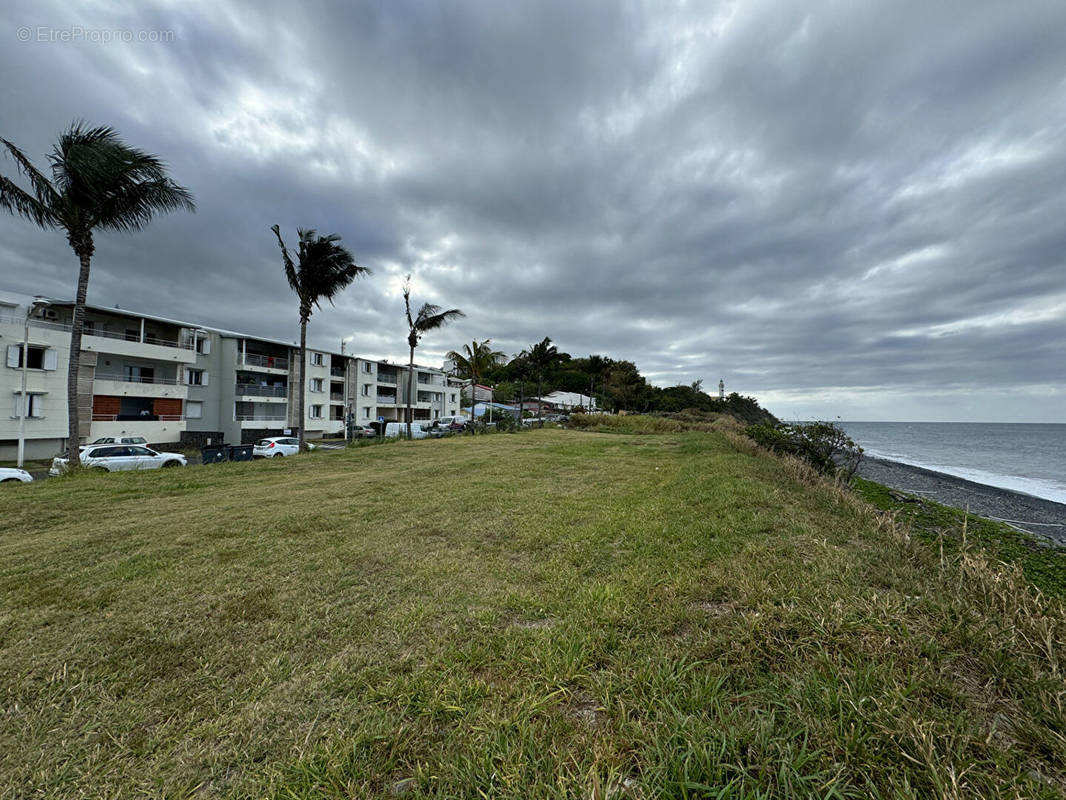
[49,444,187,475]
[0,467,33,484]
[253,437,316,457]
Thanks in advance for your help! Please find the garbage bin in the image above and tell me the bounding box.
[201,445,228,464]
[228,444,254,462]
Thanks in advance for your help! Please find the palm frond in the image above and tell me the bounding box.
[0,175,53,228]
[271,225,300,295]
[414,303,464,334]
[274,226,369,320]
[1,137,61,212]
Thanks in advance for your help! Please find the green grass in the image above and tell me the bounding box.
[854,478,1066,598]
[1,429,1064,798]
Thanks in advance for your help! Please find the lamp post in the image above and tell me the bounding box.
[17,298,51,468]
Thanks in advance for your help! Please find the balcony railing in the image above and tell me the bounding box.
[329,394,344,402]
[91,414,184,422]
[235,414,287,421]
[242,353,289,370]
[83,327,193,349]
[377,374,398,385]
[0,313,72,332]
[95,373,182,385]
[235,384,288,398]
[330,367,345,377]
[376,395,396,404]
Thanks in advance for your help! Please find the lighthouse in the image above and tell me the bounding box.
[719,379,725,400]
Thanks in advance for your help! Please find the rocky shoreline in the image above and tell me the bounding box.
[856,456,1066,545]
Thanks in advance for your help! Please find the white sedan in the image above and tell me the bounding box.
[0,467,33,484]
[253,437,316,458]
[50,444,187,475]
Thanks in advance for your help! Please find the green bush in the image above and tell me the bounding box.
[745,421,863,480]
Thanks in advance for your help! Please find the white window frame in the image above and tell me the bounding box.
[186,368,207,386]
[363,406,372,419]
[6,344,56,371]
[311,352,324,366]
[309,404,323,419]
[361,361,373,373]
[310,378,324,392]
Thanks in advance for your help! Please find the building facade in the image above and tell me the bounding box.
[0,291,375,458]
[348,358,462,426]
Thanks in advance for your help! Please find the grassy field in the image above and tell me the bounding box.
[1,429,1064,798]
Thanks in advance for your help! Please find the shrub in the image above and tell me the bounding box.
[745,421,863,480]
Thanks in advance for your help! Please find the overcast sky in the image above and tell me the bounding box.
[2,1,1064,421]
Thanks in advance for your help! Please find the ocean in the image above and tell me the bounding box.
[838,422,1066,505]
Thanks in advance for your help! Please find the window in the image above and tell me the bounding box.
[186,369,207,386]
[6,345,57,370]
[196,337,211,355]
[186,400,203,419]
[362,361,373,373]
[310,378,324,392]
[311,353,324,366]
[12,393,44,418]
[450,393,457,402]
[361,384,371,396]
[310,405,323,419]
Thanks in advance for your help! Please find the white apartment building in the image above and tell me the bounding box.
[349,357,462,426]
[0,291,358,458]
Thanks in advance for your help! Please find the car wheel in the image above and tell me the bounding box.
[93,467,109,473]
[272,452,282,458]
[1,478,20,483]
[162,461,181,468]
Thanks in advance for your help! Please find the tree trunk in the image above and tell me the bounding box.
[406,346,415,440]
[66,245,92,463]
[298,318,307,451]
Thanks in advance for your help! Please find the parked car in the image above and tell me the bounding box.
[348,424,377,439]
[436,415,469,431]
[49,445,187,475]
[252,437,317,457]
[383,422,433,439]
[0,467,33,484]
[80,435,149,452]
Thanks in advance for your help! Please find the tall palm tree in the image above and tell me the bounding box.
[403,276,463,439]
[446,339,505,426]
[0,123,194,461]
[272,225,369,452]
[521,337,562,418]
[586,354,610,413]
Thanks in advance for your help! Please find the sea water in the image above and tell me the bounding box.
[839,422,1066,504]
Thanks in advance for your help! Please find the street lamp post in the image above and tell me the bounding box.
[17,298,51,468]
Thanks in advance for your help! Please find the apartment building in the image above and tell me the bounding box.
[348,358,462,426]
[0,291,354,458]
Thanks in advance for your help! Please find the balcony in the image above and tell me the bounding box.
[92,413,184,422]
[81,330,197,364]
[94,373,188,400]
[240,353,289,372]
[235,384,288,400]
[375,394,397,404]
[330,366,346,378]
[377,373,399,385]
[329,393,344,403]
[236,414,287,421]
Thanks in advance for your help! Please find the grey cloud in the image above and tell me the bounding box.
[1,0,1064,420]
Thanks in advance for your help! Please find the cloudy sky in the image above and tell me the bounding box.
[2,1,1064,422]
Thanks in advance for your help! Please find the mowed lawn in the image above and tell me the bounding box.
[1,430,1063,798]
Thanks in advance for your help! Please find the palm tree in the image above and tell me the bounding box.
[586,354,610,413]
[521,337,562,419]
[446,339,505,426]
[272,225,369,451]
[403,276,464,439]
[0,123,194,461]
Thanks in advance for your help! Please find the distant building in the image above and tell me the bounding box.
[540,391,596,412]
